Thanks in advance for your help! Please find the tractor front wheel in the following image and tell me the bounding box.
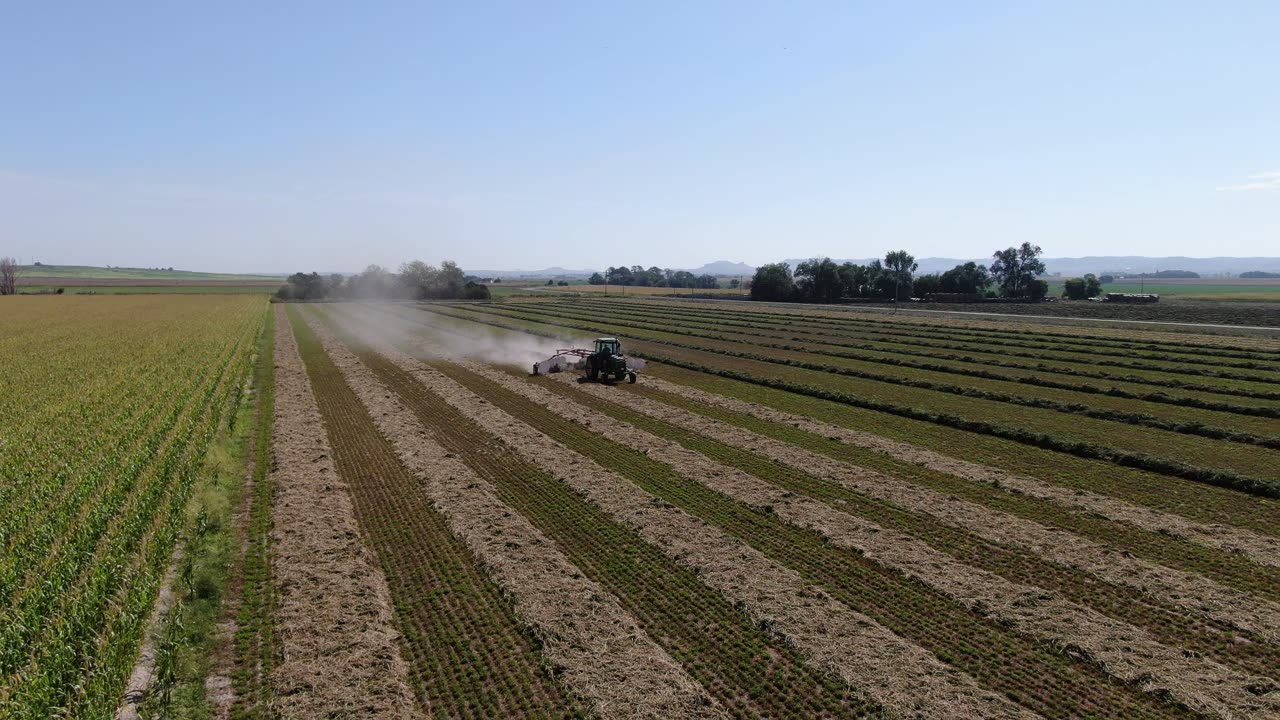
[627,372,637,384]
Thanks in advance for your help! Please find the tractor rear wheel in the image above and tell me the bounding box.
[586,366,599,381]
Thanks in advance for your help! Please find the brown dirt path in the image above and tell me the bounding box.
[366,343,1032,719]
[637,375,1280,567]
[301,309,724,719]
[549,374,1278,718]
[267,306,422,719]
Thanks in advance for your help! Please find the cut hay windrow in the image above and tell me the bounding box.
[371,301,1280,569]
[372,325,1189,719]
[468,303,1280,468]
[269,306,422,720]
[285,307,582,719]
[411,303,1280,518]
[402,370,1027,717]
[575,297,1280,364]
[540,374,1280,672]
[568,299,1280,397]
[301,308,723,719]
[314,305,891,718]
[630,375,1280,569]
[491,301,1280,424]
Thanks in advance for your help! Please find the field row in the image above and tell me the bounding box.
[307,302,1279,717]
[0,296,266,718]
[423,302,1280,498]
[285,307,582,719]
[470,301,1279,440]
[564,297,1280,361]
[557,298,1280,400]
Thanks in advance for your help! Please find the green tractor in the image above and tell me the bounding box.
[532,337,643,383]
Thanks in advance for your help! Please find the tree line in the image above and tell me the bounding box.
[588,266,724,289]
[749,243,1058,303]
[276,260,492,301]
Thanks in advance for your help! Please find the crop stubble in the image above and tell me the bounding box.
[300,307,720,719]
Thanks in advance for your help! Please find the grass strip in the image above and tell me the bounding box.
[230,304,280,720]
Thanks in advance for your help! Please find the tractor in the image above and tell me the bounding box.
[532,337,644,383]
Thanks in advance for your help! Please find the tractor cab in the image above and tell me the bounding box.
[593,338,621,356]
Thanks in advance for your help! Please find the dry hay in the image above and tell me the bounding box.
[301,309,724,719]
[380,340,1029,719]
[639,375,1280,569]
[267,306,422,720]
[556,375,1278,717]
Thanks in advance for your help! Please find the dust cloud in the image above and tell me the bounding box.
[324,302,588,372]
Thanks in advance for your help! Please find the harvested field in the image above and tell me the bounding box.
[311,296,1278,718]
[268,306,422,719]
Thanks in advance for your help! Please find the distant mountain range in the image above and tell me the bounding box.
[468,260,755,279]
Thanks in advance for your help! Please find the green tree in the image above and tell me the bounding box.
[1062,277,1087,300]
[399,260,438,299]
[462,281,491,300]
[939,262,992,294]
[749,263,795,302]
[990,243,1047,298]
[588,272,605,285]
[838,262,878,298]
[795,257,843,302]
[911,273,942,297]
[282,271,327,300]
[670,270,697,288]
[883,250,917,301]
[436,261,466,298]
[1084,273,1102,298]
[606,266,633,285]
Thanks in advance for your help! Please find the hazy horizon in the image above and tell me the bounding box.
[4,2,1278,274]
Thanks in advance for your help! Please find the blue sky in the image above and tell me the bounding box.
[2,1,1277,273]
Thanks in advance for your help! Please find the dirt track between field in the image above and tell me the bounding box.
[302,309,723,719]
[267,306,422,719]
